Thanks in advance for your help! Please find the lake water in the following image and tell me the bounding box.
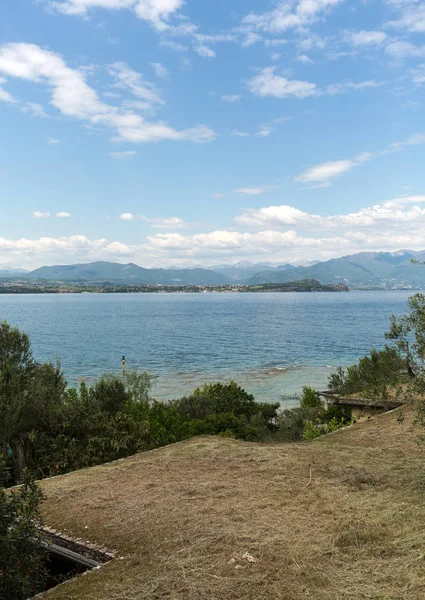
[0,291,413,406]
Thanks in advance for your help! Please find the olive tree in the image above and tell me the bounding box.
[0,469,47,600]
[0,322,67,483]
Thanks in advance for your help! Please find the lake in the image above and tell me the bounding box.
[0,291,413,406]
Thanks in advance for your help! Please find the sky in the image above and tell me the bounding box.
[1,0,425,269]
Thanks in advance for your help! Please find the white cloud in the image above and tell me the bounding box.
[0,226,420,269]
[248,66,318,99]
[391,132,425,149]
[257,125,273,137]
[142,224,425,263]
[194,33,236,44]
[308,182,332,189]
[326,80,381,94]
[241,0,343,34]
[119,213,187,228]
[410,64,425,84]
[0,235,134,270]
[33,211,51,219]
[350,30,387,46]
[402,100,419,108]
[386,2,425,33]
[141,216,188,229]
[48,137,60,145]
[234,186,276,195]
[194,45,215,58]
[33,210,71,218]
[385,41,425,59]
[151,62,167,78]
[160,40,188,52]
[237,205,314,227]
[221,94,241,103]
[295,133,425,184]
[0,43,215,144]
[231,130,250,137]
[47,0,184,31]
[297,54,314,64]
[295,159,358,183]
[108,62,164,111]
[23,102,48,117]
[265,39,288,47]
[6,195,425,268]
[241,33,262,48]
[109,150,137,158]
[0,84,16,103]
[235,196,425,231]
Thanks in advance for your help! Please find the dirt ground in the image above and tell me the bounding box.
[39,407,425,599]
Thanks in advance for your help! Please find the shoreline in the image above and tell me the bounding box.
[0,280,348,294]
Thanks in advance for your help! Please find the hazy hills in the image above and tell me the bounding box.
[26,262,227,285]
[248,250,425,288]
[9,249,425,288]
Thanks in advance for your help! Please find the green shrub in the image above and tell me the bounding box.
[302,417,350,440]
[328,347,407,398]
[0,471,47,600]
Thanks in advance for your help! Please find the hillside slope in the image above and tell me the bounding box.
[26,261,229,285]
[22,249,425,287]
[249,250,425,287]
[40,407,425,599]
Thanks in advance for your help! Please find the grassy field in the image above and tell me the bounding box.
[39,408,425,599]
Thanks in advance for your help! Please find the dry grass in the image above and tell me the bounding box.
[39,408,425,599]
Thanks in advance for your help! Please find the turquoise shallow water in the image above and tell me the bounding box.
[0,291,412,406]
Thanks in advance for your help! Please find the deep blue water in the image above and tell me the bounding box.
[0,291,412,406]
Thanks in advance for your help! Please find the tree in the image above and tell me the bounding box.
[90,377,131,415]
[385,292,425,431]
[300,386,322,416]
[328,347,407,398]
[0,469,47,600]
[0,322,67,483]
[176,381,258,420]
[124,371,152,404]
[386,293,425,377]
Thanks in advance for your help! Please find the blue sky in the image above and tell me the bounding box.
[1,0,425,269]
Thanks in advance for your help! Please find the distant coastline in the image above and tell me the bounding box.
[0,278,348,294]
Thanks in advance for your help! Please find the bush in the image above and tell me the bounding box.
[176,382,258,419]
[300,386,323,419]
[0,470,47,600]
[328,347,407,398]
[302,417,349,440]
[174,382,278,424]
[272,408,305,442]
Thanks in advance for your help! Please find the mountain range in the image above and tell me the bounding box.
[4,250,425,288]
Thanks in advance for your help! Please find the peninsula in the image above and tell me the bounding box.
[0,278,349,294]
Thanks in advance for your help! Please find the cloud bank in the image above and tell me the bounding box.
[5,196,425,269]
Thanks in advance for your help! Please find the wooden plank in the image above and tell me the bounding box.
[41,540,102,569]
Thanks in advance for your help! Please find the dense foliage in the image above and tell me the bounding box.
[385,292,425,428]
[274,387,351,442]
[328,347,408,398]
[0,469,46,600]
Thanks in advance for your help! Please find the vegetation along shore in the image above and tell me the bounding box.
[0,278,348,294]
